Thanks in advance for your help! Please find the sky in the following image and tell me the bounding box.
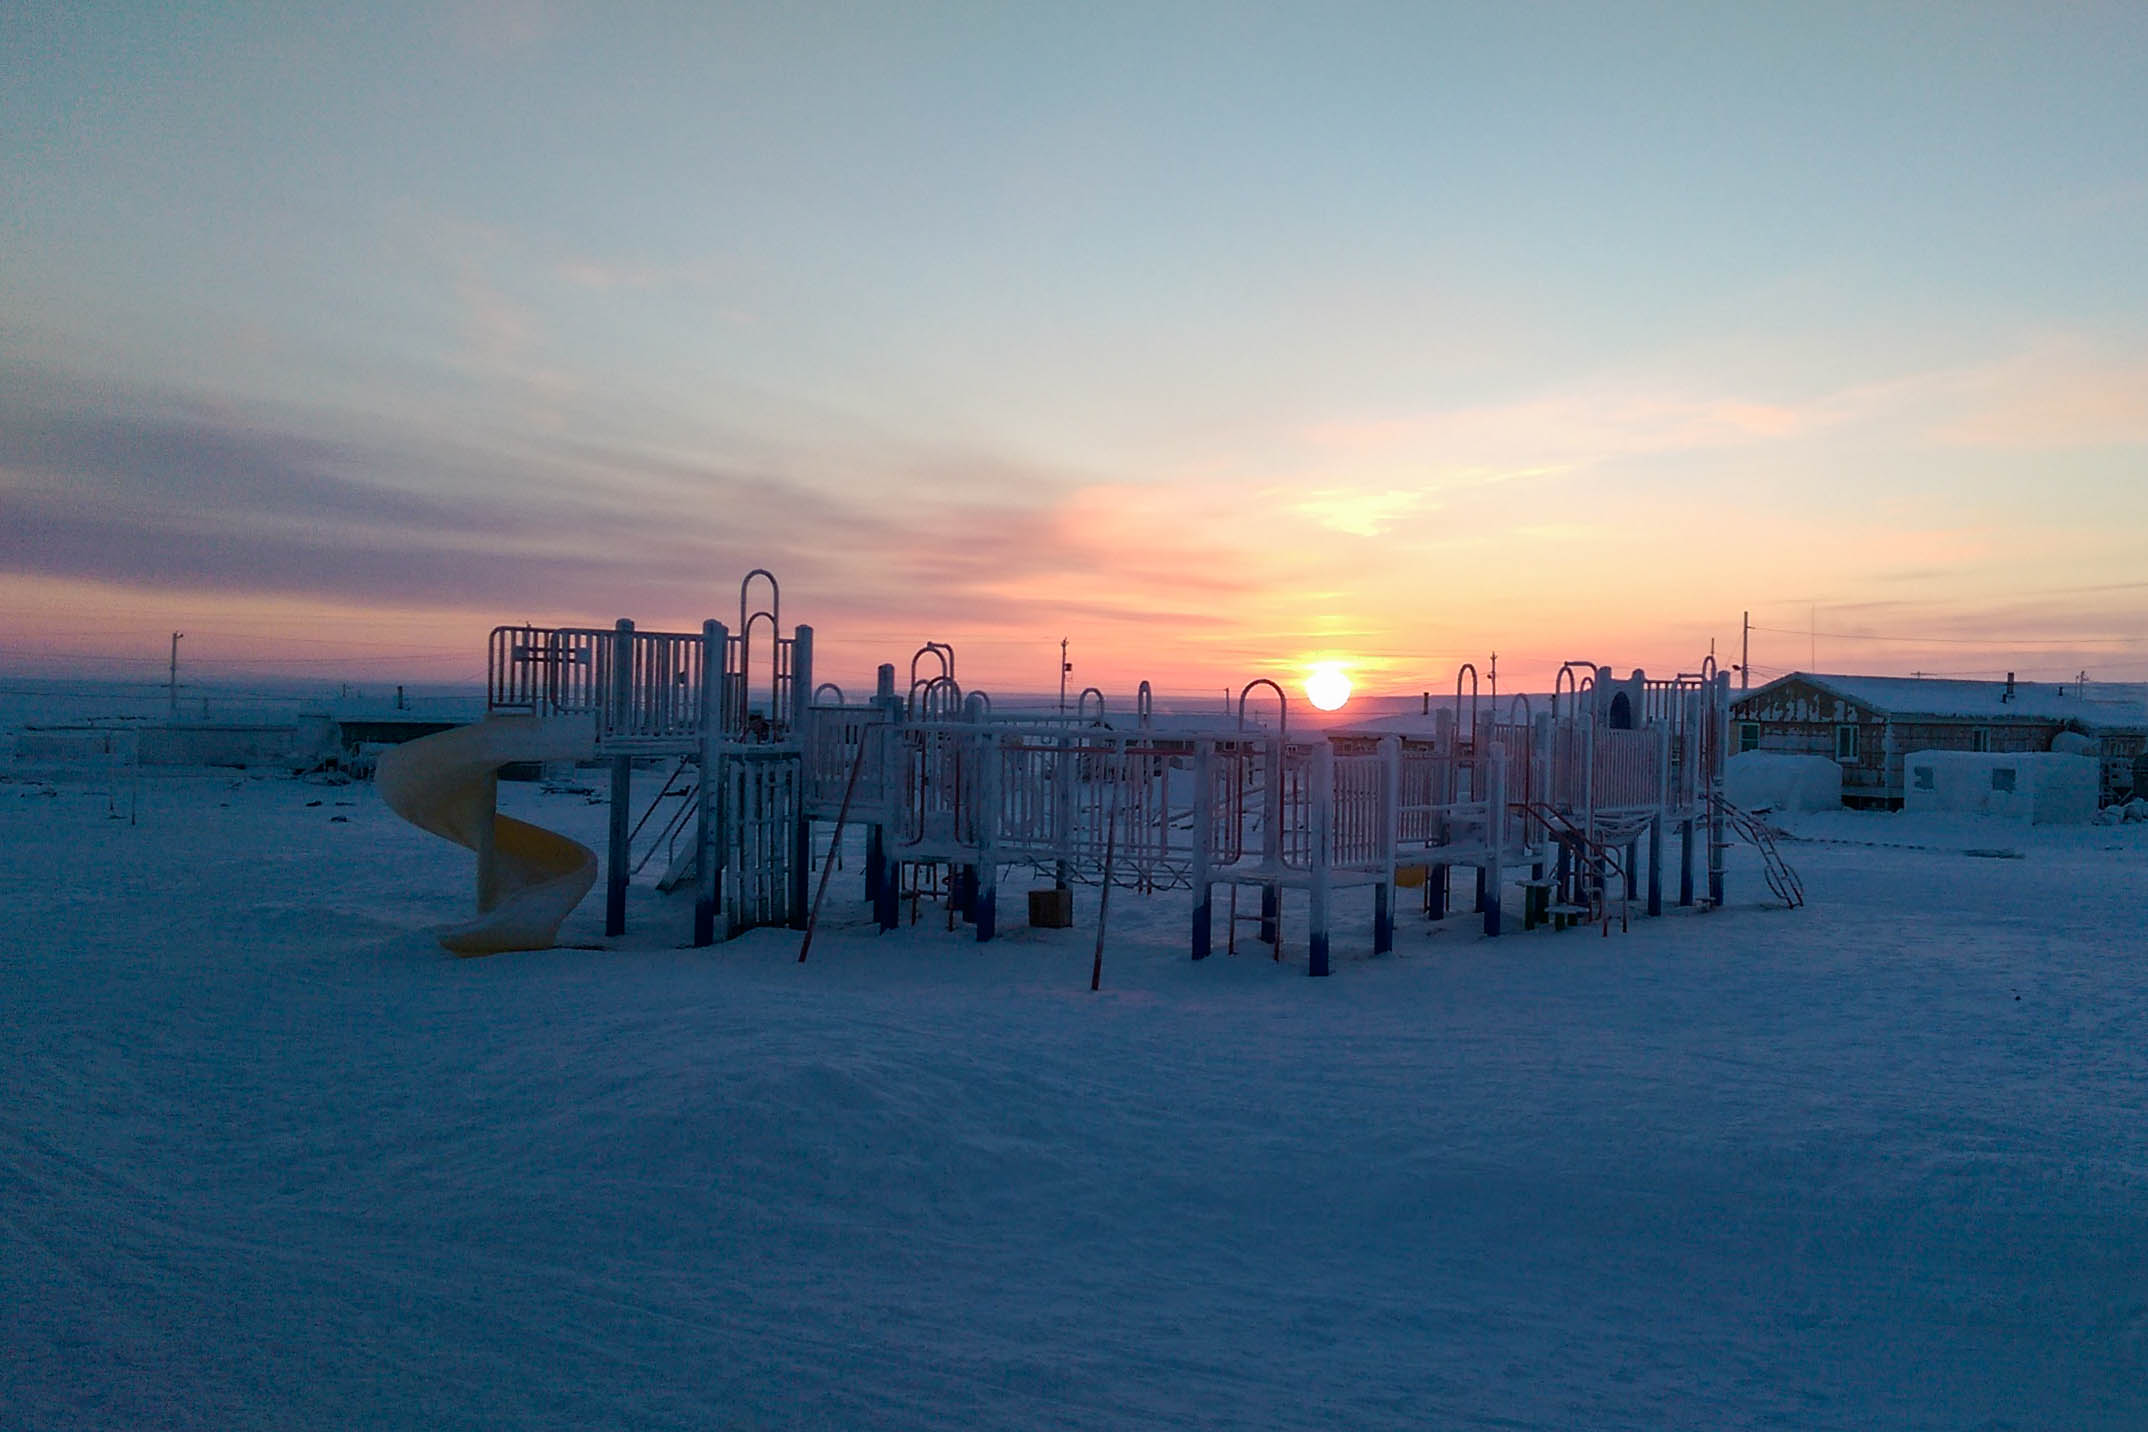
[4,1,2146,703]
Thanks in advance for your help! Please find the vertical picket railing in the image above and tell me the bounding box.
[723,747,798,932]
[488,626,604,714]
[1329,750,1387,867]
[803,704,892,816]
[599,628,707,746]
[1592,727,1660,809]
[725,632,803,734]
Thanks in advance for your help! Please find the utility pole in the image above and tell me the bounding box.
[1489,651,1498,703]
[1741,611,1750,690]
[168,632,183,718]
[1058,638,1070,717]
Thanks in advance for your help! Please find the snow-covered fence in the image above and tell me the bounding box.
[487,618,813,749]
[1591,728,1660,810]
[488,625,603,714]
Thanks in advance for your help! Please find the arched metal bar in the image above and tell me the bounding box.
[739,607,780,726]
[1455,662,1479,742]
[739,568,779,634]
[908,674,962,718]
[812,681,846,706]
[1237,678,1288,735]
[1554,660,1598,723]
[1507,691,1533,725]
[909,641,955,689]
[917,674,962,719]
[1136,680,1153,729]
[1077,686,1106,722]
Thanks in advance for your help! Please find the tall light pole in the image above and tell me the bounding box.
[1058,637,1070,716]
[168,632,183,718]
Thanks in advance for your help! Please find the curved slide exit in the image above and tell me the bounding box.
[377,715,599,956]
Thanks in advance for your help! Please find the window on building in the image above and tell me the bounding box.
[1739,722,1761,752]
[1836,724,1860,761]
[1913,765,1935,791]
[1991,767,2017,793]
[1972,728,1990,753]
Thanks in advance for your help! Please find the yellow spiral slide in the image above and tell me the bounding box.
[376,715,600,955]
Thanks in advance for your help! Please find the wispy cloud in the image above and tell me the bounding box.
[1290,487,1434,538]
[1300,386,1825,472]
[0,366,1217,675]
[1794,337,2148,450]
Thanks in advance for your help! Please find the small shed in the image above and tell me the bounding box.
[1901,750,2099,824]
[1725,751,1842,812]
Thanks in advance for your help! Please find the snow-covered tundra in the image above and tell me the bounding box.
[6,765,2146,1430]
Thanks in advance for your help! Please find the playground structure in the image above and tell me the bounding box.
[381,572,1794,967]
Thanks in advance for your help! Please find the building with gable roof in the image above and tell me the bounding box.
[1729,672,2148,808]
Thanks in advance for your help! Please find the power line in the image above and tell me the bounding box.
[1750,624,2141,648]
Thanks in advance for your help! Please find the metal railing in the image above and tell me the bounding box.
[489,622,807,749]
[605,627,709,746]
[488,626,603,713]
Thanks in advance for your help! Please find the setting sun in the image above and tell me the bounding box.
[1304,662,1352,712]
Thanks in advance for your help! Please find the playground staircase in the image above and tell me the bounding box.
[1709,796,1805,909]
[627,754,701,885]
[1520,801,1630,932]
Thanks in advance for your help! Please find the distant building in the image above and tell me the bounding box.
[1729,672,2148,808]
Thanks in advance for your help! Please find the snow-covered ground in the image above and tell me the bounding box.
[6,756,2147,1429]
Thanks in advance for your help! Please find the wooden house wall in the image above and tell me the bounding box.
[1734,677,2148,804]
[1730,679,1889,799]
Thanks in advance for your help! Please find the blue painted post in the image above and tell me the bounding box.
[873,667,900,931]
[974,721,997,943]
[1648,723,1668,919]
[1260,737,1282,944]
[1532,710,1555,885]
[1308,740,1333,976]
[1428,864,1448,919]
[1706,674,1728,906]
[1625,839,1640,903]
[694,618,727,946]
[1374,735,1398,955]
[874,843,900,929]
[1191,739,1214,959]
[605,618,634,937]
[787,625,814,931]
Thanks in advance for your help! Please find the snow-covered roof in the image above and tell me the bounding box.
[1744,673,2148,728]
